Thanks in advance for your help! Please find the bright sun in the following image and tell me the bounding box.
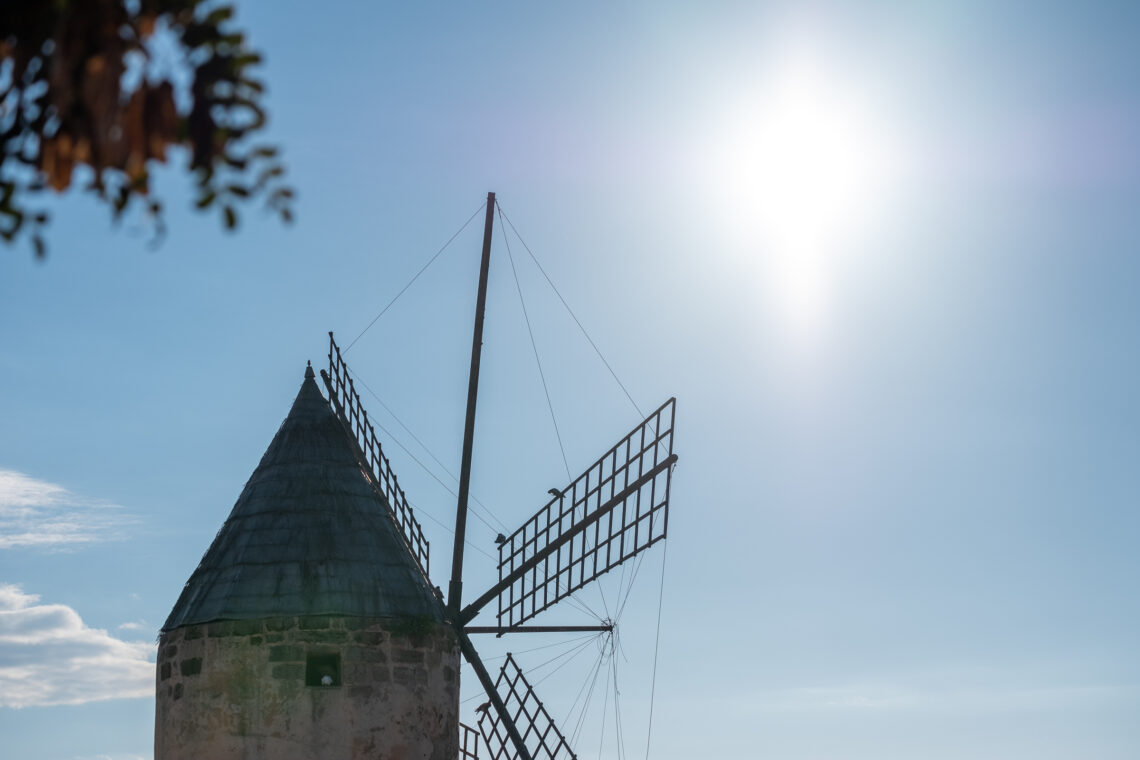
[710,47,900,338]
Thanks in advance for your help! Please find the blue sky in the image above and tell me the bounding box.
[2,2,1139,758]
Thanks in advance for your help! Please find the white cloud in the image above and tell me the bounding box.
[0,584,154,708]
[116,620,149,632]
[0,469,136,550]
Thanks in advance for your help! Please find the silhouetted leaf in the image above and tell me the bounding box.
[1,0,292,254]
[205,7,235,25]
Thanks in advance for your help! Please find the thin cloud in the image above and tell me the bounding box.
[116,620,149,633]
[0,469,136,550]
[0,584,154,708]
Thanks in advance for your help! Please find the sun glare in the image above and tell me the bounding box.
[751,65,885,250]
[709,45,900,340]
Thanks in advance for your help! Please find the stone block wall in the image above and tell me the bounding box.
[155,616,459,760]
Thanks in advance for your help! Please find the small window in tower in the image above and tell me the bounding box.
[305,651,341,687]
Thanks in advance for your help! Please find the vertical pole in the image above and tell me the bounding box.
[449,191,496,617]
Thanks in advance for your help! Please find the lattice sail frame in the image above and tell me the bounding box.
[324,332,430,578]
[496,398,676,628]
[460,722,481,760]
[477,654,577,760]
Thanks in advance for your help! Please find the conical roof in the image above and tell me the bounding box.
[163,365,441,630]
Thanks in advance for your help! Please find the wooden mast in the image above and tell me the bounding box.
[448,191,496,617]
[445,191,538,760]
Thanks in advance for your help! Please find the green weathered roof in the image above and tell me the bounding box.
[163,365,441,631]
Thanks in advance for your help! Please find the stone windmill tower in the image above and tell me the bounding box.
[155,193,678,760]
[155,363,458,760]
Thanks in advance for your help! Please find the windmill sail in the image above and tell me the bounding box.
[322,332,431,578]
[477,654,577,760]
[460,722,481,760]
[460,399,676,628]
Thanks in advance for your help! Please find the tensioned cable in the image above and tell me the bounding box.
[557,582,607,623]
[346,364,505,536]
[532,638,604,695]
[614,513,669,621]
[567,643,609,747]
[354,378,509,532]
[370,418,499,541]
[371,409,501,540]
[403,494,496,565]
[614,558,634,616]
[481,633,598,665]
[643,539,669,760]
[498,204,644,418]
[596,574,613,622]
[337,395,495,562]
[344,200,486,353]
[612,654,627,760]
[596,657,612,760]
[460,634,599,706]
[499,205,571,481]
[529,633,604,679]
[328,388,491,564]
[567,638,610,736]
[615,552,648,621]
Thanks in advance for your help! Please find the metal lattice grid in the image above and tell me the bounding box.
[460,721,481,760]
[477,653,576,760]
[496,398,676,628]
[324,332,430,578]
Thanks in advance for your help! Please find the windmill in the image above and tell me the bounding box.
[320,192,679,760]
[153,192,676,760]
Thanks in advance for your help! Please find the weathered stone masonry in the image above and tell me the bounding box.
[155,616,459,760]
